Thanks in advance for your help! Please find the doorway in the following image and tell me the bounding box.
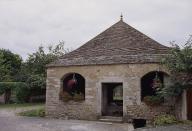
[187,89,192,120]
[101,83,123,116]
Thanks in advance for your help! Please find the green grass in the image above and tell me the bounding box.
[18,108,45,117]
[0,103,44,109]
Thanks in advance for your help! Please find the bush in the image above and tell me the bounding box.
[154,114,177,126]
[18,108,45,117]
[143,95,164,106]
[0,82,18,95]
[59,91,73,102]
[14,83,30,103]
[73,92,84,101]
[0,82,30,103]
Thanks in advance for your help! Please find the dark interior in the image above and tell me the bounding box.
[141,72,164,101]
[133,119,146,128]
[102,83,123,116]
[63,73,85,97]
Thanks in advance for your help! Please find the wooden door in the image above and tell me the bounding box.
[187,89,192,120]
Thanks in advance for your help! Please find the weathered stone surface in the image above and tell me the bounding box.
[46,64,172,122]
[126,104,174,121]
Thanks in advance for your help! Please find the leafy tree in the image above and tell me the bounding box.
[0,49,22,103]
[159,36,192,97]
[21,42,68,99]
[24,41,67,77]
[0,49,22,82]
[0,42,68,103]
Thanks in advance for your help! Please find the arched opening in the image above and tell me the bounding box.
[141,71,169,101]
[60,73,85,101]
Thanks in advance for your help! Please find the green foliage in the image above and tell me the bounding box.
[158,83,184,97]
[154,114,177,126]
[161,36,192,97]
[0,42,68,103]
[21,42,67,91]
[163,37,192,73]
[0,103,44,109]
[14,83,30,103]
[143,95,164,106]
[59,91,73,102]
[0,49,22,82]
[21,43,67,98]
[24,42,66,76]
[26,74,46,90]
[59,91,85,102]
[18,108,45,117]
[0,82,29,103]
[0,82,18,95]
[73,92,85,101]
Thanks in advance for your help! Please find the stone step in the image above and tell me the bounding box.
[99,116,123,123]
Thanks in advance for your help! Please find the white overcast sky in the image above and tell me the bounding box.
[0,0,191,59]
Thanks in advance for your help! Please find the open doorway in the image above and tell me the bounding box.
[101,83,123,117]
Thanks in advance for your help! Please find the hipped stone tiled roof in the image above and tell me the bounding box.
[47,19,170,67]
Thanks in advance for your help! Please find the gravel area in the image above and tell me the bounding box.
[134,124,192,131]
[0,105,191,131]
[0,116,133,131]
[0,106,133,131]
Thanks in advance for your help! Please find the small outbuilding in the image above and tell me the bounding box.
[46,17,190,122]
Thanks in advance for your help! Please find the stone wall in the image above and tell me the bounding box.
[126,104,174,122]
[46,63,171,121]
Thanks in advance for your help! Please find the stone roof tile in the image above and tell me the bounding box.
[48,19,170,67]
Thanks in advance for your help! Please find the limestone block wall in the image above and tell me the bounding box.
[126,104,174,122]
[46,64,172,121]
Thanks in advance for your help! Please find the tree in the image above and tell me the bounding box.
[0,49,22,82]
[21,42,68,100]
[0,49,22,103]
[159,36,192,97]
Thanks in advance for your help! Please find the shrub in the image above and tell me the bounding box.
[18,108,45,117]
[59,91,73,102]
[0,82,30,103]
[14,83,30,103]
[0,82,17,95]
[73,92,84,101]
[143,95,164,106]
[154,114,177,126]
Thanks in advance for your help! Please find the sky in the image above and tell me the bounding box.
[0,0,191,60]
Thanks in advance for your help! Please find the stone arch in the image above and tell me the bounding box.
[140,71,170,101]
[60,72,85,101]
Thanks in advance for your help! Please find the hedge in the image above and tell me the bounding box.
[0,82,30,103]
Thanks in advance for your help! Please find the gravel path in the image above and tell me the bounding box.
[0,106,133,131]
[134,124,192,131]
[0,105,191,131]
[0,116,133,131]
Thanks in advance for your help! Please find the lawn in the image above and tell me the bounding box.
[0,103,44,109]
[18,108,45,117]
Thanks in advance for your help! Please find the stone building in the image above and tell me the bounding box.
[46,17,190,123]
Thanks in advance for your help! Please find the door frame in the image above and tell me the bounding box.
[100,82,123,117]
[96,77,125,118]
